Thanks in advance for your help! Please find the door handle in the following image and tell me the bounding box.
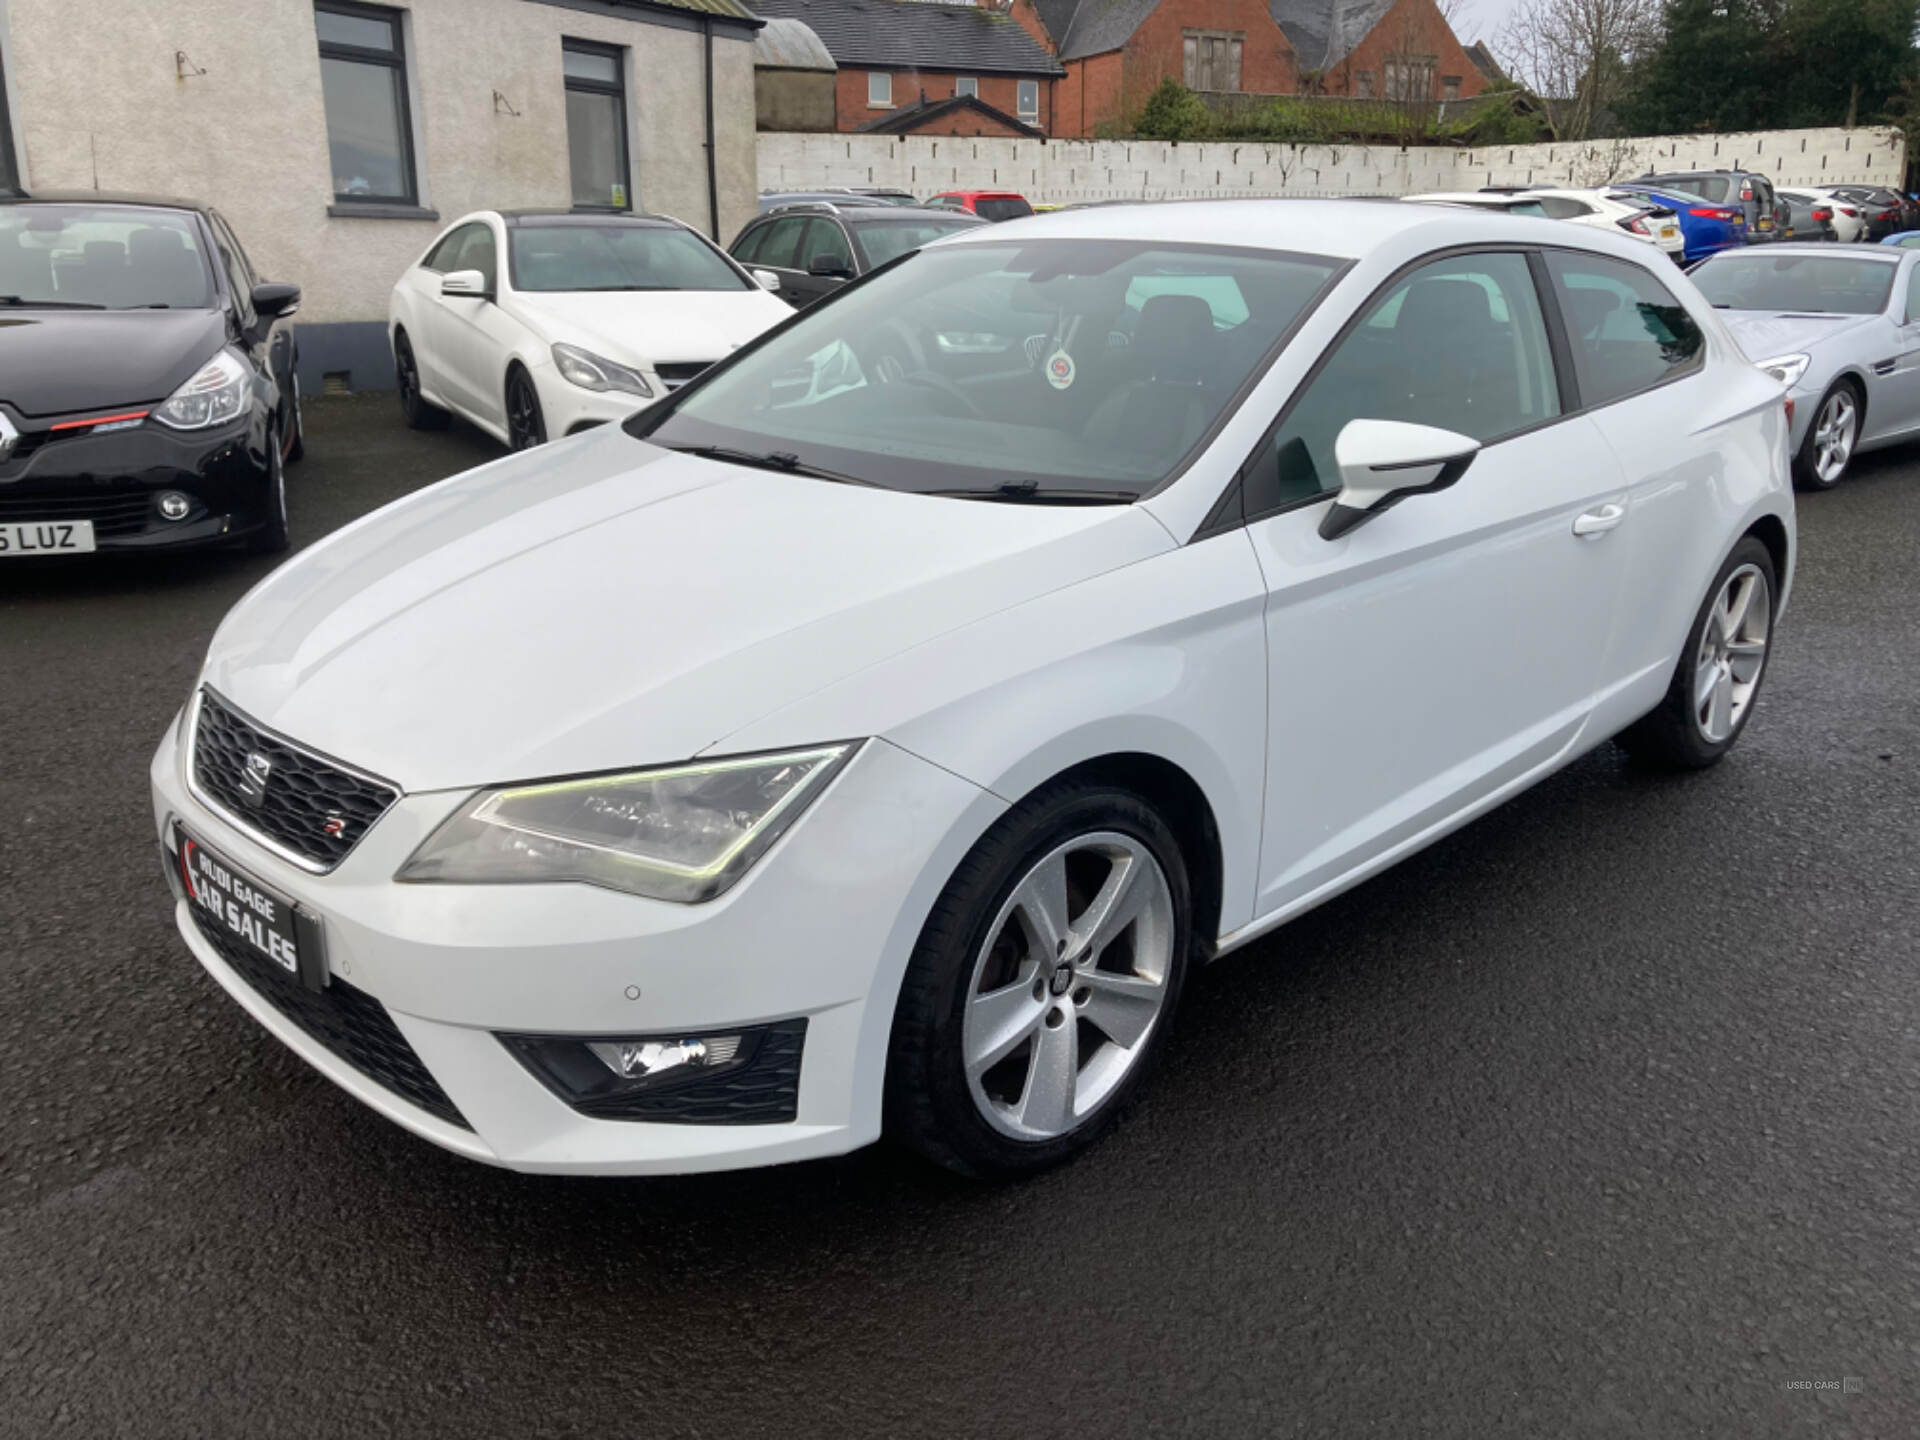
[1572,503,1626,538]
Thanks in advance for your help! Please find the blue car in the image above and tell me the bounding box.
[1878,232,1920,248]
[1610,185,1748,264]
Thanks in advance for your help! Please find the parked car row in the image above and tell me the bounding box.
[761,188,1037,222]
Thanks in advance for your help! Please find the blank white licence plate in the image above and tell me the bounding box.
[0,520,95,556]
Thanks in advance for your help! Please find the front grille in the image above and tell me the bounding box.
[189,905,469,1130]
[655,361,712,390]
[0,491,154,537]
[191,690,399,871]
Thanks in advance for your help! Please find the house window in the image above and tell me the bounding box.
[955,76,978,99]
[1017,79,1039,123]
[1354,71,1374,99]
[1182,30,1244,92]
[1441,74,1461,100]
[315,2,417,206]
[1382,55,1437,101]
[868,72,892,108]
[563,41,630,211]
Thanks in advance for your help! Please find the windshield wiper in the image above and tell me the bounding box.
[663,443,879,488]
[0,295,107,309]
[930,480,1136,505]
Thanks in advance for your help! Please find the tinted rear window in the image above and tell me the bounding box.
[976,197,1034,222]
[1649,174,1729,202]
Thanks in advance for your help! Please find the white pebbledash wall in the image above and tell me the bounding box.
[758,126,1907,206]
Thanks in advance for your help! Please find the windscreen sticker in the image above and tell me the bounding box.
[1045,349,1075,390]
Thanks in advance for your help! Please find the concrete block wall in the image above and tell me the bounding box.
[759,126,1907,205]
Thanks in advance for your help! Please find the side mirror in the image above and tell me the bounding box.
[807,254,852,279]
[440,269,491,300]
[250,281,301,320]
[1319,419,1479,540]
[751,267,782,292]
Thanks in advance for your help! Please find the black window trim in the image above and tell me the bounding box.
[0,41,18,194]
[1196,241,1707,543]
[562,37,631,214]
[316,0,419,209]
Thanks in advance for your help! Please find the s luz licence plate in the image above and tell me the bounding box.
[173,825,328,990]
[0,520,95,555]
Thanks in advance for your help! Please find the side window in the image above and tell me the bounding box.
[755,216,807,269]
[732,223,768,264]
[1243,251,1560,516]
[422,223,474,272]
[1545,251,1703,407]
[1905,269,1920,324]
[1537,197,1588,220]
[799,218,854,275]
[461,224,498,292]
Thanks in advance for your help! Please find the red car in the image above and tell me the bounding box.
[923,190,1034,222]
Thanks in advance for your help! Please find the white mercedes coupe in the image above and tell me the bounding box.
[387,210,791,449]
[156,200,1794,1178]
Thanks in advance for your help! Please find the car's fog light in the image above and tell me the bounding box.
[157,491,192,521]
[498,1027,756,1103]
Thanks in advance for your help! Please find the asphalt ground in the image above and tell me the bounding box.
[2,395,1917,1437]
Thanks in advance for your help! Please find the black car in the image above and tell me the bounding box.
[729,201,985,309]
[0,193,303,557]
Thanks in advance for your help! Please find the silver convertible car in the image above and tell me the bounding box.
[1689,244,1920,489]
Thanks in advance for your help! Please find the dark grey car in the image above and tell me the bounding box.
[729,202,985,309]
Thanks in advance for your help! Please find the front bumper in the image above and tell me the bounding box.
[0,411,273,551]
[150,714,999,1174]
[529,359,718,438]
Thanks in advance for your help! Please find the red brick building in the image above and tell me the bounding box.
[750,0,1065,136]
[1267,0,1487,104]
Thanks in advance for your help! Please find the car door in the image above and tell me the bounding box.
[413,221,491,414]
[1240,248,1634,917]
[744,215,811,308]
[790,218,856,307]
[210,211,297,439]
[1861,256,1920,445]
[425,220,520,429]
[1538,247,1756,738]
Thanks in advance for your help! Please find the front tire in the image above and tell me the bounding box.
[246,423,291,555]
[1793,380,1859,490]
[506,366,546,451]
[1616,536,1776,769]
[285,372,306,464]
[885,781,1193,1178]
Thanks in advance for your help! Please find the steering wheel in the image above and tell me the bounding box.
[863,320,984,417]
[896,370,985,419]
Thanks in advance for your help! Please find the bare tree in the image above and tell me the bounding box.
[1497,0,1657,142]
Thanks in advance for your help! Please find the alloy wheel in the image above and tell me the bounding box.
[1813,389,1856,484]
[507,372,545,450]
[1693,562,1770,743]
[397,341,418,408]
[961,832,1175,1141]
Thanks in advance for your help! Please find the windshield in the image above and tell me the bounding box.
[1692,252,1896,315]
[850,216,983,268]
[508,223,748,292]
[637,239,1340,498]
[0,205,213,309]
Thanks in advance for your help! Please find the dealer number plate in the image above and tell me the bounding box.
[0,520,95,555]
[174,825,327,990]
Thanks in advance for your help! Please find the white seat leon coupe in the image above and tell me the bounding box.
[156,200,1794,1178]
[387,210,792,449]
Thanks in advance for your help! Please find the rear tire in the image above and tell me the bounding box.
[1616,536,1776,769]
[394,330,449,431]
[885,780,1193,1178]
[1792,379,1859,490]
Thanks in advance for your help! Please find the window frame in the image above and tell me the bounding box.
[868,71,892,109]
[1541,248,1708,410]
[798,217,855,276]
[562,38,632,213]
[314,0,419,208]
[1016,80,1039,123]
[0,38,17,193]
[1210,243,1695,539]
[1182,30,1245,93]
[955,76,978,99]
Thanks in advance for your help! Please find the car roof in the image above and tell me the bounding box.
[935,191,1026,199]
[1704,242,1902,262]
[842,206,986,224]
[493,210,683,227]
[1,190,209,215]
[936,197,1612,261]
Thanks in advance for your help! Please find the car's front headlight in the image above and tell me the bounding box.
[551,342,652,398]
[153,349,250,429]
[1754,353,1811,389]
[396,744,857,903]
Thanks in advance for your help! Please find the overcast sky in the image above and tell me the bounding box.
[1452,0,1527,47]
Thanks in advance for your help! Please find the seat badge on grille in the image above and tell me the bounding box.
[323,814,348,840]
[238,751,273,807]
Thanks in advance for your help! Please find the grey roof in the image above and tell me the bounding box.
[754,15,836,69]
[1463,40,1504,84]
[855,91,1044,136]
[1035,0,1160,60]
[1269,0,1395,71]
[747,0,1065,75]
